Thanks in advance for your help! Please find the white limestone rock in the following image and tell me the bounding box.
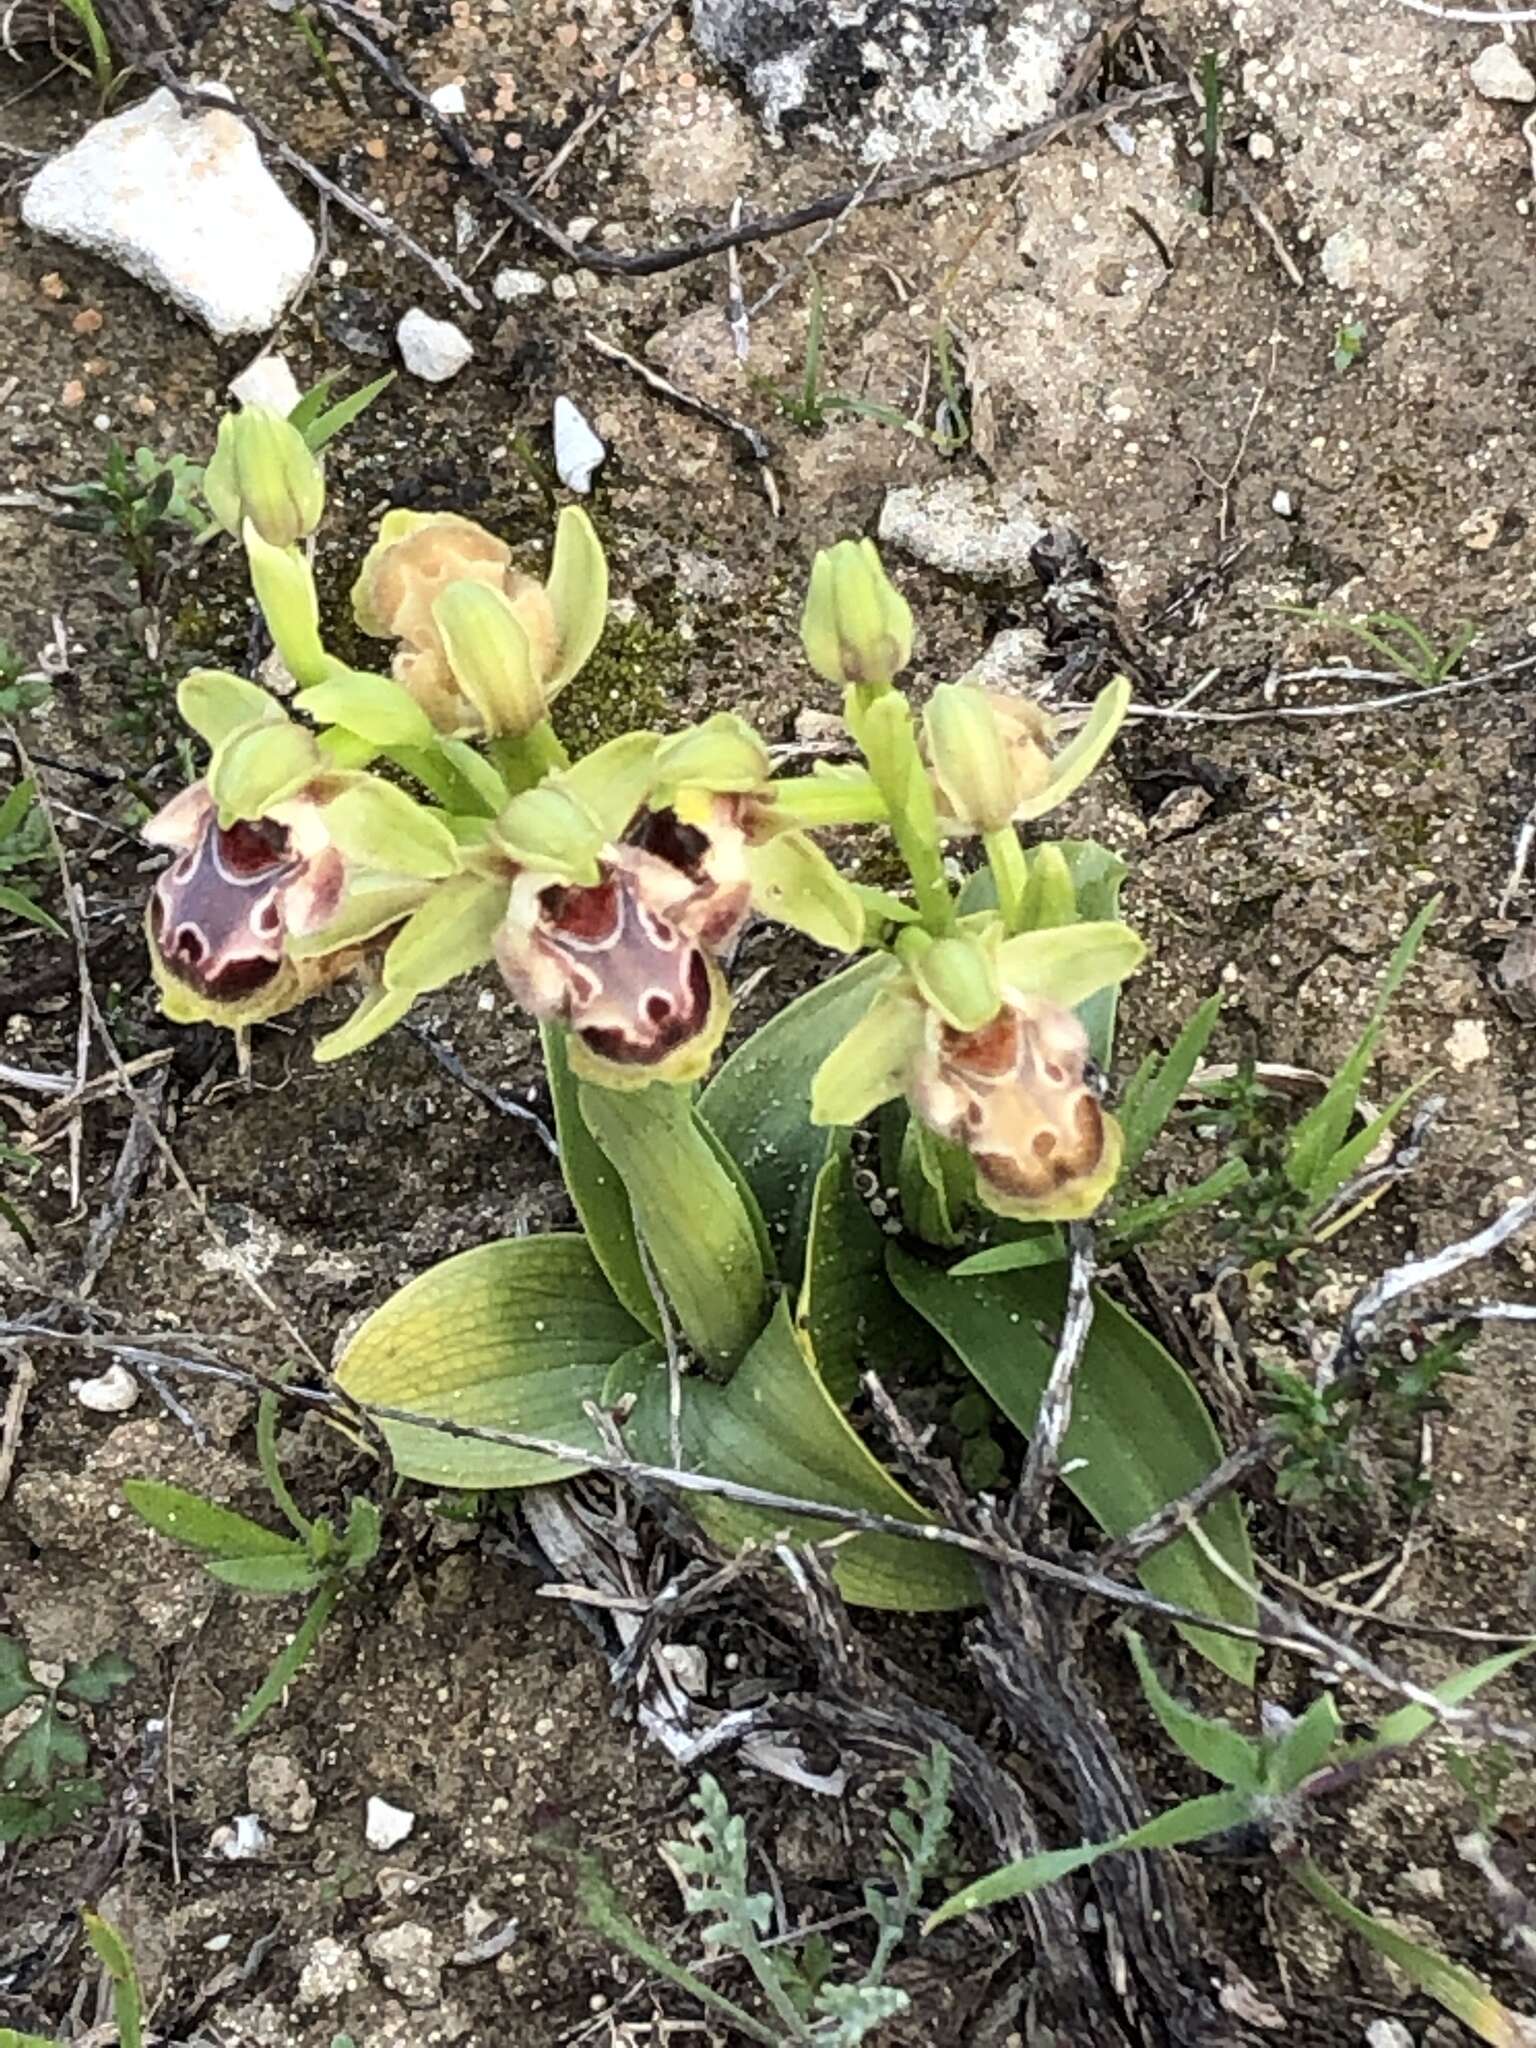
[397,307,473,383]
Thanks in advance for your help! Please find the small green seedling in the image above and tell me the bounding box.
[762,282,967,452]
[0,642,52,719]
[1332,320,1367,371]
[123,1391,381,1734]
[0,1634,133,1844]
[584,1748,954,2045]
[1280,603,1477,687]
[0,778,63,938]
[286,369,396,453]
[83,1912,145,2048]
[931,1635,1536,2046]
[50,442,205,602]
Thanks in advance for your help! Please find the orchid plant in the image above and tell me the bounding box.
[142,402,1258,1672]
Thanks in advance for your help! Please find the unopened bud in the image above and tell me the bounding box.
[204,404,325,548]
[925,684,1052,834]
[433,579,547,738]
[243,524,330,688]
[800,539,913,689]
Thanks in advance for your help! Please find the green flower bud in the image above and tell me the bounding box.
[432,579,546,739]
[906,934,1002,1033]
[800,538,913,689]
[204,405,325,548]
[923,685,1049,835]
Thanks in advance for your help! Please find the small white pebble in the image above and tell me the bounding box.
[212,1813,271,1861]
[75,1364,140,1414]
[429,81,467,115]
[1469,42,1536,103]
[366,1795,417,1851]
[1271,487,1294,517]
[552,394,605,493]
[1443,1017,1491,1071]
[493,266,548,302]
[229,352,302,415]
[397,307,473,384]
[1247,131,1276,160]
[566,214,597,243]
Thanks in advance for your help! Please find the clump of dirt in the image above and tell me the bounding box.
[3,0,1536,2043]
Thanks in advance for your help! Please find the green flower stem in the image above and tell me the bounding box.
[384,744,476,811]
[852,686,954,934]
[490,718,570,794]
[984,827,1030,933]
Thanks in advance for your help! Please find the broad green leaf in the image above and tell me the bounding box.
[121,1481,300,1558]
[889,1252,1257,1682]
[0,777,36,839]
[59,1651,134,1705]
[0,1636,40,1714]
[701,953,899,1283]
[1119,994,1223,1174]
[335,1235,645,1488]
[798,1130,937,1405]
[625,1300,978,1612]
[949,1230,1067,1277]
[579,1084,768,1374]
[959,841,1128,1066]
[542,1024,659,1336]
[1264,1692,1342,1791]
[0,885,64,938]
[1295,1861,1533,2046]
[1354,1642,1536,1760]
[926,1788,1251,1929]
[205,1554,320,1596]
[4,1703,87,1786]
[1127,1633,1262,1788]
[1286,896,1437,1196]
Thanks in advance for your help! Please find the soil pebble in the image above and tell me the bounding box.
[1469,43,1536,102]
[365,1921,443,2008]
[397,309,474,384]
[879,474,1048,579]
[366,1794,418,1849]
[21,85,314,336]
[247,1750,317,1833]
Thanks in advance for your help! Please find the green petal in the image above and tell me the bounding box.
[434,580,543,737]
[1013,674,1132,822]
[208,719,317,822]
[312,984,415,1062]
[905,933,1001,1032]
[381,872,507,995]
[747,831,863,952]
[286,876,429,957]
[810,988,925,1126]
[295,668,435,748]
[322,780,462,879]
[178,669,284,748]
[995,920,1146,1009]
[544,505,609,689]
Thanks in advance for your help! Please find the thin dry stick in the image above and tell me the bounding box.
[746,162,883,320]
[1012,1222,1096,1532]
[77,1067,165,1299]
[1115,649,1536,726]
[1498,791,1536,918]
[1226,167,1304,288]
[1100,1431,1276,1569]
[633,1232,685,1471]
[581,326,775,470]
[1391,0,1536,18]
[0,1350,36,1502]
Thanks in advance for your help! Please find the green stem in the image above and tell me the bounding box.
[848,684,954,934]
[491,719,570,794]
[234,1579,341,1736]
[983,827,1029,933]
[384,743,470,809]
[256,1390,311,1541]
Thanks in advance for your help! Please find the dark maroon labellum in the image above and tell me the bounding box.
[153,813,299,1001]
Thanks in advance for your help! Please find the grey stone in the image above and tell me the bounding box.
[691,0,1091,163]
[397,308,474,384]
[365,1921,442,2008]
[246,1751,316,1833]
[297,1937,366,2009]
[493,266,548,302]
[22,85,314,338]
[1470,42,1536,103]
[878,475,1048,580]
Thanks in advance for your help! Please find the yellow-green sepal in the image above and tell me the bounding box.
[746,830,863,953]
[556,732,660,839]
[286,876,430,959]
[800,538,913,689]
[433,579,544,738]
[809,985,925,1126]
[544,505,609,689]
[904,932,1002,1032]
[296,668,436,749]
[313,984,416,1062]
[178,669,285,749]
[655,713,771,796]
[207,719,318,824]
[493,783,605,882]
[379,871,507,996]
[323,780,462,879]
[995,920,1146,1010]
[1012,674,1132,821]
[1017,841,1077,930]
